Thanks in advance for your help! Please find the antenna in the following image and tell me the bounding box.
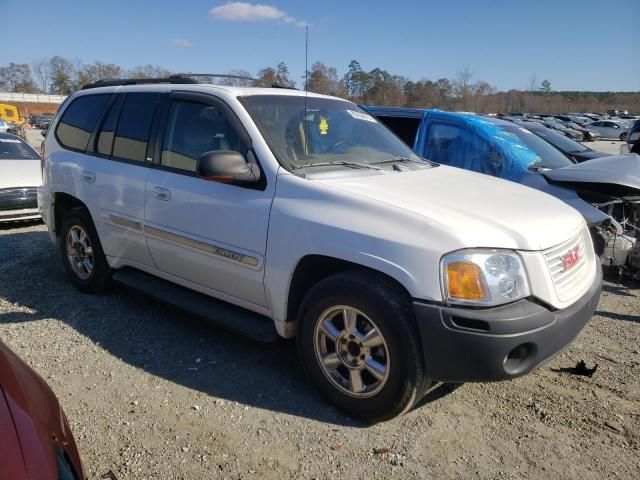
[303,25,310,155]
[305,26,309,92]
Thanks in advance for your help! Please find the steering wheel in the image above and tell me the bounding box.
[323,139,354,154]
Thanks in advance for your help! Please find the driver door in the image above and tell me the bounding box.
[144,92,274,307]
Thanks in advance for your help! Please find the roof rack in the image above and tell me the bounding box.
[81,75,198,90]
[81,73,298,90]
[175,73,298,90]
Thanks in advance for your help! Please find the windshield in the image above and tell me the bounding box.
[0,136,39,160]
[500,125,574,169]
[529,126,588,153]
[241,95,421,170]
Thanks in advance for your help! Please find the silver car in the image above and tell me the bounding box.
[585,120,630,140]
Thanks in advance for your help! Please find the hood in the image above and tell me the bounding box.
[0,341,84,480]
[542,154,640,201]
[0,160,42,190]
[321,165,584,251]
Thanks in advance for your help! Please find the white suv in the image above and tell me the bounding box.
[38,77,602,421]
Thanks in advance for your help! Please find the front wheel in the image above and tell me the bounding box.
[297,271,430,422]
[59,208,112,293]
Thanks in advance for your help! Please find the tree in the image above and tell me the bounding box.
[454,66,475,110]
[32,58,50,93]
[343,60,368,100]
[0,63,39,93]
[539,79,552,93]
[256,66,277,86]
[362,68,405,106]
[220,69,254,86]
[126,64,171,79]
[275,62,295,87]
[257,63,295,87]
[47,56,77,94]
[526,74,538,92]
[78,62,122,87]
[306,62,345,96]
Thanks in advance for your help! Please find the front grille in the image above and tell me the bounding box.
[544,229,592,302]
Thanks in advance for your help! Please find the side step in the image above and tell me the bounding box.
[113,268,280,343]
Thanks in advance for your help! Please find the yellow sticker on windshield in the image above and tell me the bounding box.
[319,116,328,135]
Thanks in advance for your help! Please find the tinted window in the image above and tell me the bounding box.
[96,95,124,156]
[112,93,158,162]
[424,122,468,164]
[0,135,39,160]
[161,100,246,172]
[56,94,110,151]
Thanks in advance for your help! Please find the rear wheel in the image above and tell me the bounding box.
[59,208,112,293]
[297,271,430,422]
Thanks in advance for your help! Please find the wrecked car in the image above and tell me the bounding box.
[365,107,640,277]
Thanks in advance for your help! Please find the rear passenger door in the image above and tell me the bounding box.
[144,91,273,308]
[82,92,161,267]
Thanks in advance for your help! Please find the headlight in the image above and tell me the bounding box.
[628,131,640,142]
[441,249,530,306]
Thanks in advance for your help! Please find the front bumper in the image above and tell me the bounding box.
[414,265,602,382]
[0,188,39,223]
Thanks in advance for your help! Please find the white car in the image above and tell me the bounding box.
[0,120,9,133]
[0,133,42,222]
[38,78,602,420]
[585,120,630,140]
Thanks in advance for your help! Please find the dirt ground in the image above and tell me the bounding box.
[0,222,638,480]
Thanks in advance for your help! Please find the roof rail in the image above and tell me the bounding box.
[174,73,298,90]
[81,75,199,90]
[81,73,298,91]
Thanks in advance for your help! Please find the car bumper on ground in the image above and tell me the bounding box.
[0,188,40,222]
[413,265,602,382]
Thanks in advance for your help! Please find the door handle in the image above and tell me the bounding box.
[80,170,95,183]
[151,186,171,201]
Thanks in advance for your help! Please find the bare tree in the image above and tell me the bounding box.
[455,66,475,110]
[32,58,50,93]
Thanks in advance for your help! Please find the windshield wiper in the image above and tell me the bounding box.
[372,156,435,166]
[300,160,383,171]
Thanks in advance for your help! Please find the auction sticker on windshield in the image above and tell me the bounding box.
[347,110,377,123]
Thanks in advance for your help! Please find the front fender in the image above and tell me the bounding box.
[265,173,456,323]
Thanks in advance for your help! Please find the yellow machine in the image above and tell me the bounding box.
[0,103,25,125]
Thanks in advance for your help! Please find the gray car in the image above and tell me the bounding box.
[585,120,630,140]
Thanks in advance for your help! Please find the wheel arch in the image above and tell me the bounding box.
[53,192,88,238]
[284,255,414,337]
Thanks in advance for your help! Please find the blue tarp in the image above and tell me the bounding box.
[418,112,539,182]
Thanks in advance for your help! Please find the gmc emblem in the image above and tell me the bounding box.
[561,247,580,272]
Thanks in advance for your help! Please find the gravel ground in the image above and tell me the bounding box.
[0,222,639,480]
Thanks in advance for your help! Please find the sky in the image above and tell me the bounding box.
[1,0,639,92]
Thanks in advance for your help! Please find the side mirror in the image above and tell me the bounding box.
[196,150,260,184]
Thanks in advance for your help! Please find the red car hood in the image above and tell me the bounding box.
[0,340,84,479]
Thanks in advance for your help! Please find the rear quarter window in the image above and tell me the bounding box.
[55,94,111,151]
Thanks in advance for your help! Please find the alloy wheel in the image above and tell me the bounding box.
[314,305,390,398]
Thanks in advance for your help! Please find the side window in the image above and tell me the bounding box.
[112,93,159,162]
[424,122,466,165]
[425,121,509,178]
[55,94,111,151]
[160,100,246,173]
[96,95,124,156]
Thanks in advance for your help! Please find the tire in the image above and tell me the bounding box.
[620,132,628,141]
[59,207,112,293]
[296,270,430,422]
